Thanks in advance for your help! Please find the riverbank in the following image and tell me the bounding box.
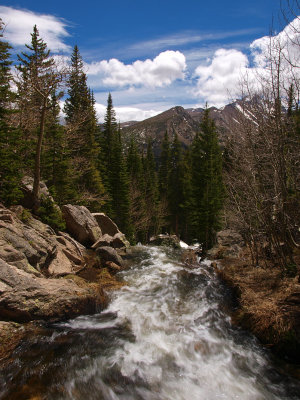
[209,230,300,366]
[2,245,300,400]
[0,201,129,363]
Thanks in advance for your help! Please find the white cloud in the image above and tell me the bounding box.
[94,103,162,123]
[251,16,300,69]
[85,50,186,88]
[0,6,70,53]
[193,49,249,106]
[128,29,261,53]
[193,16,300,107]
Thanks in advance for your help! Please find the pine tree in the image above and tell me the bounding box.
[16,25,64,212]
[190,108,225,249]
[98,92,118,203]
[158,131,171,197]
[0,20,23,205]
[143,138,162,239]
[168,133,185,236]
[64,45,105,210]
[42,93,76,205]
[64,46,90,130]
[109,126,133,239]
[127,137,147,242]
[179,149,194,242]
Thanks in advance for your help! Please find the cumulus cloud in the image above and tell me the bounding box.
[94,103,162,123]
[0,6,70,52]
[251,16,300,69]
[193,16,300,106]
[193,49,249,106]
[85,50,186,88]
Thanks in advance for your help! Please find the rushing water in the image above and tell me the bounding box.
[1,245,300,400]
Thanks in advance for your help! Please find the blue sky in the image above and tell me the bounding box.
[0,0,297,121]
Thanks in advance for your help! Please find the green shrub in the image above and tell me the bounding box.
[38,195,66,231]
[20,208,31,223]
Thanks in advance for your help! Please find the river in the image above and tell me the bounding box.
[1,245,300,399]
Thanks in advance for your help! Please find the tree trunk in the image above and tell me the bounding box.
[32,100,46,214]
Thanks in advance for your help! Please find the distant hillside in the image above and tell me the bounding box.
[121,100,250,154]
[121,106,199,156]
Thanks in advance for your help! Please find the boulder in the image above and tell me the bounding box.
[217,229,244,248]
[48,232,86,276]
[207,229,245,259]
[0,207,57,274]
[0,206,13,223]
[92,232,130,250]
[47,249,79,277]
[112,232,130,249]
[92,233,113,248]
[105,261,122,273]
[96,246,124,267]
[149,234,181,249]
[20,176,54,209]
[0,259,97,322]
[0,204,86,277]
[92,213,120,236]
[62,205,102,246]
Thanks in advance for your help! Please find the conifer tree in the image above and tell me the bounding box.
[127,137,147,241]
[143,138,162,238]
[168,133,185,236]
[64,45,105,210]
[0,20,22,205]
[190,108,225,249]
[109,126,133,239]
[98,92,118,202]
[16,25,64,212]
[42,93,76,204]
[158,131,171,198]
[179,149,194,241]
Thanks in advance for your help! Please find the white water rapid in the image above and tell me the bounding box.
[1,245,299,399]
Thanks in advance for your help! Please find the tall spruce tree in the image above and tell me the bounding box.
[190,108,225,249]
[0,20,22,205]
[109,126,133,239]
[158,131,171,198]
[98,92,118,204]
[64,45,105,210]
[42,92,76,204]
[168,133,185,236]
[127,137,147,242]
[143,138,162,239]
[16,25,64,212]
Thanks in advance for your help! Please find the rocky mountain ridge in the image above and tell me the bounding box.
[121,99,252,154]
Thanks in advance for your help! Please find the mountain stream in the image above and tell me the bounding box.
[1,245,300,399]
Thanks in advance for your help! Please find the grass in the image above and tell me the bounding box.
[216,252,300,354]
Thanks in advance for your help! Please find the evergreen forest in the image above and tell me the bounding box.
[0,22,225,249]
[0,18,299,266]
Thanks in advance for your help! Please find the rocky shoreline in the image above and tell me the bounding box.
[1,195,299,371]
[209,230,300,366]
[0,200,130,362]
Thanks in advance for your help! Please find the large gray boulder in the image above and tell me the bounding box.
[62,205,102,246]
[92,213,120,236]
[207,229,245,259]
[92,232,130,250]
[0,259,97,322]
[149,234,181,249]
[96,246,124,267]
[0,205,57,275]
[20,176,54,209]
[0,204,85,277]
